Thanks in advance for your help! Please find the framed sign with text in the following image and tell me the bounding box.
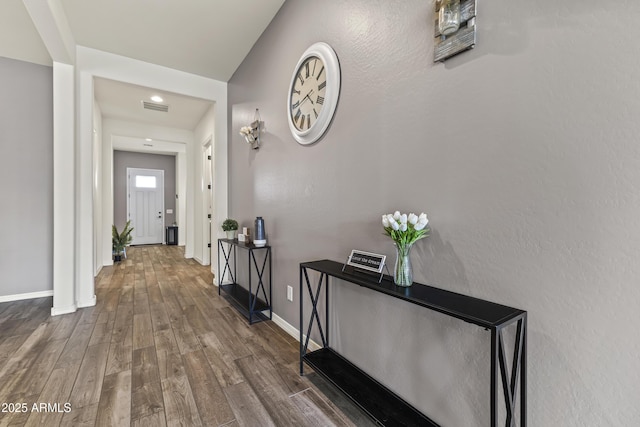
[342,250,388,283]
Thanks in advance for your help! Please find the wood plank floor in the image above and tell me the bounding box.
[0,245,375,427]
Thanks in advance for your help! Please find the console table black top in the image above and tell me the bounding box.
[219,238,271,249]
[300,259,525,329]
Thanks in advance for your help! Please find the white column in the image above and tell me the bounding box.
[51,61,76,315]
[76,71,95,308]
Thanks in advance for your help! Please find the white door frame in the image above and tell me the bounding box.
[202,140,213,265]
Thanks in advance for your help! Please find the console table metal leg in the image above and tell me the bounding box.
[248,248,252,324]
[492,315,527,427]
[300,266,304,375]
[300,268,328,375]
[491,327,498,427]
[325,273,329,348]
[521,315,527,427]
[218,241,236,294]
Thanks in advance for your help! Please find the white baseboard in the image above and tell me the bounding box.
[271,312,321,351]
[193,255,204,265]
[51,303,77,316]
[77,295,97,308]
[0,290,53,303]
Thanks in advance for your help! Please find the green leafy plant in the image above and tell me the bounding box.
[112,220,134,255]
[222,218,238,231]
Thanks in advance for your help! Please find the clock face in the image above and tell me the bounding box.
[289,56,327,132]
[287,42,340,145]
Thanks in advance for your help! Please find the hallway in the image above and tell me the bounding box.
[0,245,372,426]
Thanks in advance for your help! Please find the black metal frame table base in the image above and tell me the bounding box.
[217,238,272,324]
[300,259,527,427]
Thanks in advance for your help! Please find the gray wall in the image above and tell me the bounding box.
[113,150,176,233]
[228,1,640,425]
[0,57,53,297]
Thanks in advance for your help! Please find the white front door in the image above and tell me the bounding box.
[127,168,164,245]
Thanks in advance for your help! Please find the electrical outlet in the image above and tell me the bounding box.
[287,286,293,302]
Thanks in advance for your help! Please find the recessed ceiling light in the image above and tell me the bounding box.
[151,95,163,103]
[145,138,152,141]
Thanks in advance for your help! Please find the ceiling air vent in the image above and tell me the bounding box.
[142,101,169,112]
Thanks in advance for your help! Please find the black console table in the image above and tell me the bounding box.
[299,259,527,427]
[217,239,272,324]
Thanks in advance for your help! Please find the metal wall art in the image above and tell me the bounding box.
[239,108,264,150]
[434,0,477,62]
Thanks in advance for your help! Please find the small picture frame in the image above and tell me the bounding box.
[342,250,388,283]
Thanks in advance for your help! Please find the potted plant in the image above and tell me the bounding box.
[222,218,238,239]
[112,220,134,262]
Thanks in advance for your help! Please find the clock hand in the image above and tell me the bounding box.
[303,90,315,105]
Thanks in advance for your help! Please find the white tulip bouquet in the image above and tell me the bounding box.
[382,211,430,245]
[382,211,430,286]
[239,125,255,143]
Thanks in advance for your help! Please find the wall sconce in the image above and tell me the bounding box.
[239,108,264,150]
[434,0,477,62]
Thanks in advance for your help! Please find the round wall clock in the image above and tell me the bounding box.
[287,42,341,145]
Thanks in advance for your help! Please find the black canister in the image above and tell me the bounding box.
[255,217,266,241]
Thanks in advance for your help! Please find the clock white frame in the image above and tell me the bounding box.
[287,42,341,145]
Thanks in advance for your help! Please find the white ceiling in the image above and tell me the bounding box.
[94,77,214,130]
[0,0,285,131]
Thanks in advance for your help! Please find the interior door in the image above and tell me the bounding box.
[128,168,164,245]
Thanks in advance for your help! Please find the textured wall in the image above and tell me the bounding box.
[228,0,640,425]
[0,57,53,297]
[113,150,176,232]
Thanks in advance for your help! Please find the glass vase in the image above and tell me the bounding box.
[439,0,461,36]
[394,242,414,287]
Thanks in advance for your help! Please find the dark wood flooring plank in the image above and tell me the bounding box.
[224,381,276,427]
[131,382,165,421]
[132,346,161,390]
[235,355,310,427]
[0,321,56,381]
[55,322,94,369]
[105,340,132,376]
[161,373,203,426]
[131,346,164,420]
[49,311,82,341]
[60,402,98,426]
[95,370,132,427]
[132,411,167,427]
[68,342,110,409]
[12,338,67,398]
[25,365,80,427]
[198,331,244,388]
[88,312,115,346]
[133,313,154,350]
[150,302,171,332]
[154,329,184,380]
[184,349,235,426]
[291,388,357,427]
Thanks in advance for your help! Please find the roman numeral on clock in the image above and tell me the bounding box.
[318,81,326,91]
[292,100,300,110]
[316,96,324,105]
